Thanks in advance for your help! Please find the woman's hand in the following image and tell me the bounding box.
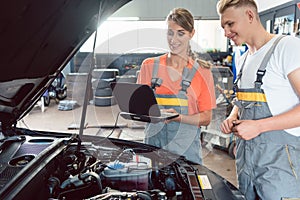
[162,108,181,123]
[163,108,212,127]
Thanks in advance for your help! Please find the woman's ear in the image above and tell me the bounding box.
[190,29,195,38]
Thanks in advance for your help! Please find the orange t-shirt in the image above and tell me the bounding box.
[137,54,216,114]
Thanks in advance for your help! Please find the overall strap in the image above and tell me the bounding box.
[233,51,248,91]
[181,60,200,93]
[151,56,200,93]
[255,35,285,88]
[151,56,163,89]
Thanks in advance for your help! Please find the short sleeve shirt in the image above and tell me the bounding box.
[137,54,216,114]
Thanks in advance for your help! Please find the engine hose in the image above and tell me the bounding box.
[79,171,103,192]
[60,171,102,192]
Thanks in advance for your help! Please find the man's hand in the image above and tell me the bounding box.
[231,120,261,140]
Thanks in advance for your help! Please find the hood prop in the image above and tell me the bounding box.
[77,2,103,151]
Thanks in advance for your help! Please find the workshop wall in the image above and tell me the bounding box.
[80,20,227,54]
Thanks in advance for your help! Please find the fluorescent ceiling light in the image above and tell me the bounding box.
[107,17,140,21]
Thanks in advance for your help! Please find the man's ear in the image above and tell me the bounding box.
[245,9,255,23]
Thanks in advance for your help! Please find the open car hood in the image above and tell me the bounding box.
[0,0,131,129]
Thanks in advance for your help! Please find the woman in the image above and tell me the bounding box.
[137,8,216,164]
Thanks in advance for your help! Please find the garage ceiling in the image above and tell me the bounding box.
[110,0,220,20]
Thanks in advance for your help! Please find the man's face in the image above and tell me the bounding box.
[220,6,249,46]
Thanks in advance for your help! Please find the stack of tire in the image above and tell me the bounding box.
[92,68,119,107]
[115,68,140,83]
[115,75,137,83]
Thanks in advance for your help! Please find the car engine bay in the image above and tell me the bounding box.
[0,132,205,200]
[47,141,202,199]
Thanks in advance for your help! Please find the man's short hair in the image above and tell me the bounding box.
[217,0,258,15]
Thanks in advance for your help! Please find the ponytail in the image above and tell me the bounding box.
[188,44,212,69]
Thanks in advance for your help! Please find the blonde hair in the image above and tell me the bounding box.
[167,8,212,69]
[217,0,258,16]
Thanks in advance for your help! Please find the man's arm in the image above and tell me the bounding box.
[233,68,300,140]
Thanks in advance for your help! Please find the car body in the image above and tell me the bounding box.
[0,1,245,199]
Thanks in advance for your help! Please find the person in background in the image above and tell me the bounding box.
[232,43,248,81]
[217,0,300,199]
[137,7,216,165]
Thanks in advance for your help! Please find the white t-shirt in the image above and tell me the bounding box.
[237,35,300,137]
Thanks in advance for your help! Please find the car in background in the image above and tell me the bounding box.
[0,0,245,199]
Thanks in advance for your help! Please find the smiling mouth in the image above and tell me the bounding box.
[170,44,180,50]
[229,34,236,40]
[228,35,235,40]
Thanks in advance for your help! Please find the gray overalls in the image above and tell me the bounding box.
[234,35,300,199]
[144,56,203,164]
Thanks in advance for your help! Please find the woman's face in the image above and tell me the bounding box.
[167,20,194,56]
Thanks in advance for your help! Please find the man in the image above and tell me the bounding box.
[217,0,300,199]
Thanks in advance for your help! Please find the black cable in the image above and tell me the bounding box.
[105,112,121,138]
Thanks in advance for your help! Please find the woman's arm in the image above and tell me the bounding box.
[180,110,212,127]
[165,108,212,127]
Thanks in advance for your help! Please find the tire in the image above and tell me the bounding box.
[94,96,116,107]
[228,140,236,159]
[56,87,67,100]
[43,95,50,106]
[94,88,112,97]
[91,78,115,89]
[116,75,137,83]
[92,69,118,79]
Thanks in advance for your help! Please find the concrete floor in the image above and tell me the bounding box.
[19,99,238,187]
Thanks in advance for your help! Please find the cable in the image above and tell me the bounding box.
[105,112,121,138]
